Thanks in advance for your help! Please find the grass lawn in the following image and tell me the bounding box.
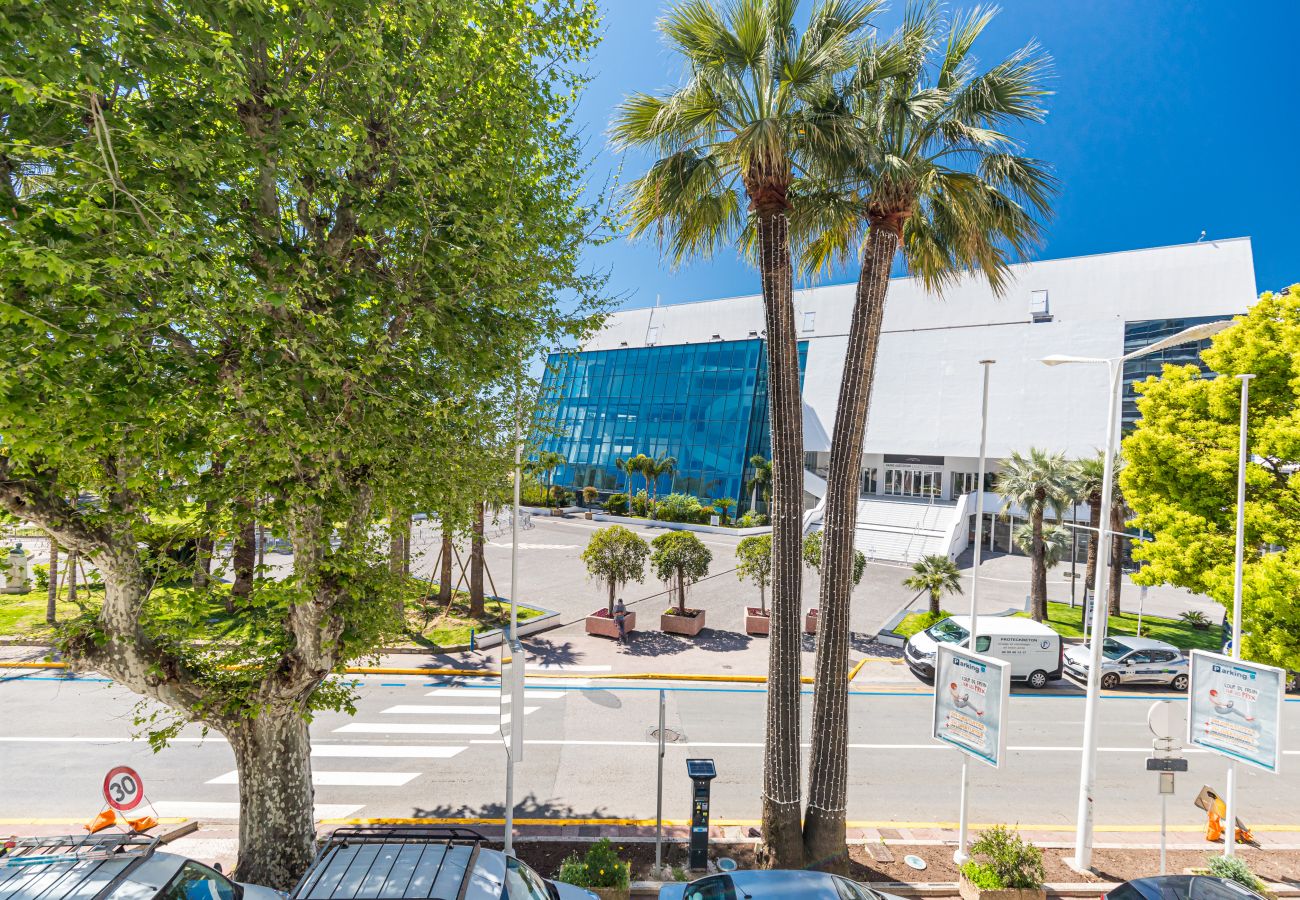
[1028,601,1221,652]
[403,587,543,648]
[0,590,102,640]
[894,609,952,639]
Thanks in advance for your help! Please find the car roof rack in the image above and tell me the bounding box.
[0,833,161,900]
[290,825,488,900]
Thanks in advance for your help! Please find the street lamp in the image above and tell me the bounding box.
[1041,318,1233,872]
[1225,372,1254,858]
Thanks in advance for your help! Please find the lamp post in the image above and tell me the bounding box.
[1041,319,1233,872]
[954,359,995,865]
[1224,372,1254,857]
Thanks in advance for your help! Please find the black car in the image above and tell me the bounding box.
[1106,876,1266,900]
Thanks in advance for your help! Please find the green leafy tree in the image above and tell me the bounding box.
[650,531,712,616]
[1123,287,1300,674]
[581,526,650,615]
[794,3,1055,863]
[802,529,866,587]
[904,554,964,617]
[735,534,773,614]
[996,449,1073,623]
[613,0,879,863]
[0,0,599,885]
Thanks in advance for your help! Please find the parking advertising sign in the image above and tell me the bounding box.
[1188,650,1284,773]
[932,645,1010,768]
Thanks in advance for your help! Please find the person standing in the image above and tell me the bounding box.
[613,597,628,646]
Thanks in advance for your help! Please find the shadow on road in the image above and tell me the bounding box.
[412,793,612,822]
[522,637,583,667]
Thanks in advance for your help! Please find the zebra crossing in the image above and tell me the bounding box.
[162,679,571,821]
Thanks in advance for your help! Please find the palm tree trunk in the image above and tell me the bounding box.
[1108,500,1124,614]
[754,209,805,870]
[1031,505,1047,621]
[1083,494,1101,596]
[930,589,940,617]
[45,543,59,625]
[804,218,897,869]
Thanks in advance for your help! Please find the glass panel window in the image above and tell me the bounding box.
[161,863,236,900]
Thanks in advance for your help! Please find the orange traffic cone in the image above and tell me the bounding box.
[84,809,117,833]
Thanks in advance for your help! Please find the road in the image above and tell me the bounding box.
[2,669,1296,831]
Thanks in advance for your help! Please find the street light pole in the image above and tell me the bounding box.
[1041,318,1233,872]
[1225,373,1254,857]
[955,359,995,865]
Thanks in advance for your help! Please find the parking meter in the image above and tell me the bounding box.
[686,758,716,871]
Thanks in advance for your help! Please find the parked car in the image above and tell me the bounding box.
[1063,636,1189,690]
[904,615,1063,688]
[1105,875,1266,900]
[0,832,280,900]
[289,826,596,900]
[659,870,904,900]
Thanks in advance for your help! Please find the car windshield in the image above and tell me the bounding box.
[926,619,969,645]
[1101,638,1133,661]
[502,858,551,900]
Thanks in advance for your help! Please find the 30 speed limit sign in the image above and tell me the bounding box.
[102,766,145,812]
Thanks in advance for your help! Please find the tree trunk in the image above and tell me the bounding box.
[677,571,686,614]
[803,219,897,870]
[439,527,453,603]
[930,589,940,617]
[67,551,78,602]
[754,209,805,870]
[257,521,266,569]
[1083,493,1101,595]
[1109,500,1124,615]
[231,516,255,607]
[402,517,411,576]
[470,502,485,618]
[46,543,59,625]
[388,511,405,575]
[229,710,317,890]
[1030,504,1047,622]
[607,578,616,617]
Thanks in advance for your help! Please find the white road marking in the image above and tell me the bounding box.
[381,704,539,716]
[207,770,420,787]
[335,722,498,735]
[424,688,566,699]
[150,801,363,820]
[311,744,466,759]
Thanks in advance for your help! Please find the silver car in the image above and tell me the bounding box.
[1063,636,1189,691]
[659,870,905,900]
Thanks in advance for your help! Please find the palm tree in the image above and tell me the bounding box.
[996,448,1073,623]
[647,453,678,511]
[614,456,634,494]
[612,0,880,867]
[903,554,963,617]
[797,3,1055,864]
[534,451,566,507]
[747,454,772,514]
[1071,454,1105,607]
[626,453,653,502]
[1013,522,1070,569]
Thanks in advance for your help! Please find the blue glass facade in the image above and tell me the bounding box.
[533,339,807,507]
[1122,316,1231,430]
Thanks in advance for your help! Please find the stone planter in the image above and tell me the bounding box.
[661,608,706,637]
[588,888,630,900]
[958,878,1045,900]
[745,607,770,635]
[584,511,593,520]
[549,507,565,517]
[585,609,635,640]
[805,608,819,634]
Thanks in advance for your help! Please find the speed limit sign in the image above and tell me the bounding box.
[102,766,144,812]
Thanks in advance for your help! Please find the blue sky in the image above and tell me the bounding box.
[571,1,1300,310]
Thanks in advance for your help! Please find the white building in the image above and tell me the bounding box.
[536,239,1257,562]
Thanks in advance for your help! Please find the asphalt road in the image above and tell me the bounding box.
[2,670,1296,831]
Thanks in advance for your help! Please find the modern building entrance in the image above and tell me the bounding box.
[883,465,943,499]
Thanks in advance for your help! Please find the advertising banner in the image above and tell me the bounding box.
[1187,650,1284,773]
[932,644,1010,768]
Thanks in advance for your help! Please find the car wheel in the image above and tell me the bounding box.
[1172,674,1189,692]
[1101,672,1120,690]
[1028,670,1048,689]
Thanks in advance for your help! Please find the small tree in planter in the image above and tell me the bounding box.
[958,825,1046,900]
[581,526,649,639]
[582,486,600,516]
[736,534,772,635]
[651,531,711,636]
[556,838,630,900]
[802,530,866,634]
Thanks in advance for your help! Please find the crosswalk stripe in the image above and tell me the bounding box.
[334,723,498,735]
[381,705,539,716]
[206,770,419,787]
[311,744,466,759]
[424,688,565,699]
[150,801,363,820]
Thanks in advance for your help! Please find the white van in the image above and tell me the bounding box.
[904,615,1063,688]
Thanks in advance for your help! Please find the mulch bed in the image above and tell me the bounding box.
[500,839,1300,886]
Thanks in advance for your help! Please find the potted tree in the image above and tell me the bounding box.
[958,825,1046,900]
[651,531,711,636]
[556,838,631,900]
[581,526,649,639]
[735,534,772,635]
[802,530,866,634]
[582,486,599,518]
